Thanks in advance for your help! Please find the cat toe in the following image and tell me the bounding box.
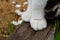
[30,19,47,31]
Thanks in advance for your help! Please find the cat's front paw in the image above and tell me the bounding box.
[11,20,23,25]
[22,11,31,22]
[30,19,47,30]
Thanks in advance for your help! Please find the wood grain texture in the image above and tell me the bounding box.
[9,22,54,40]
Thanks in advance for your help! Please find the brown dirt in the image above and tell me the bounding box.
[0,0,27,40]
[0,0,27,28]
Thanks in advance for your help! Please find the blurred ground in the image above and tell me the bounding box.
[0,0,27,40]
[0,0,27,28]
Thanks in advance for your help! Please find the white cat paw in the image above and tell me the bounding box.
[11,20,23,25]
[15,9,22,15]
[22,11,31,22]
[30,19,47,31]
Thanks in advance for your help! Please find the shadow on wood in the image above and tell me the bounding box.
[9,22,54,40]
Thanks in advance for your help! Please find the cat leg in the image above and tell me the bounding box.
[22,0,32,22]
[22,11,31,22]
[30,10,47,30]
[30,18,47,30]
[29,0,47,30]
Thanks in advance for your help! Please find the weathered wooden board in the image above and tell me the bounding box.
[9,22,54,40]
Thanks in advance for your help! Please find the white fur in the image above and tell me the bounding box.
[21,0,32,22]
[15,4,21,8]
[55,5,60,16]
[12,1,15,4]
[22,11,31,22]
[23,2,28,4]
[12,1,16,4]
[22,0,48,30]
[15,9,22,15]
[11,21,19,25]
[11,9,23,25]
[30,18,47,30]
[11,20,23,25]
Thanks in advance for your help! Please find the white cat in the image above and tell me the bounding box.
[11,0,60,31]
[22,0,48,30]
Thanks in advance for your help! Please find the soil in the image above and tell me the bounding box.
[0,0,27,40]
